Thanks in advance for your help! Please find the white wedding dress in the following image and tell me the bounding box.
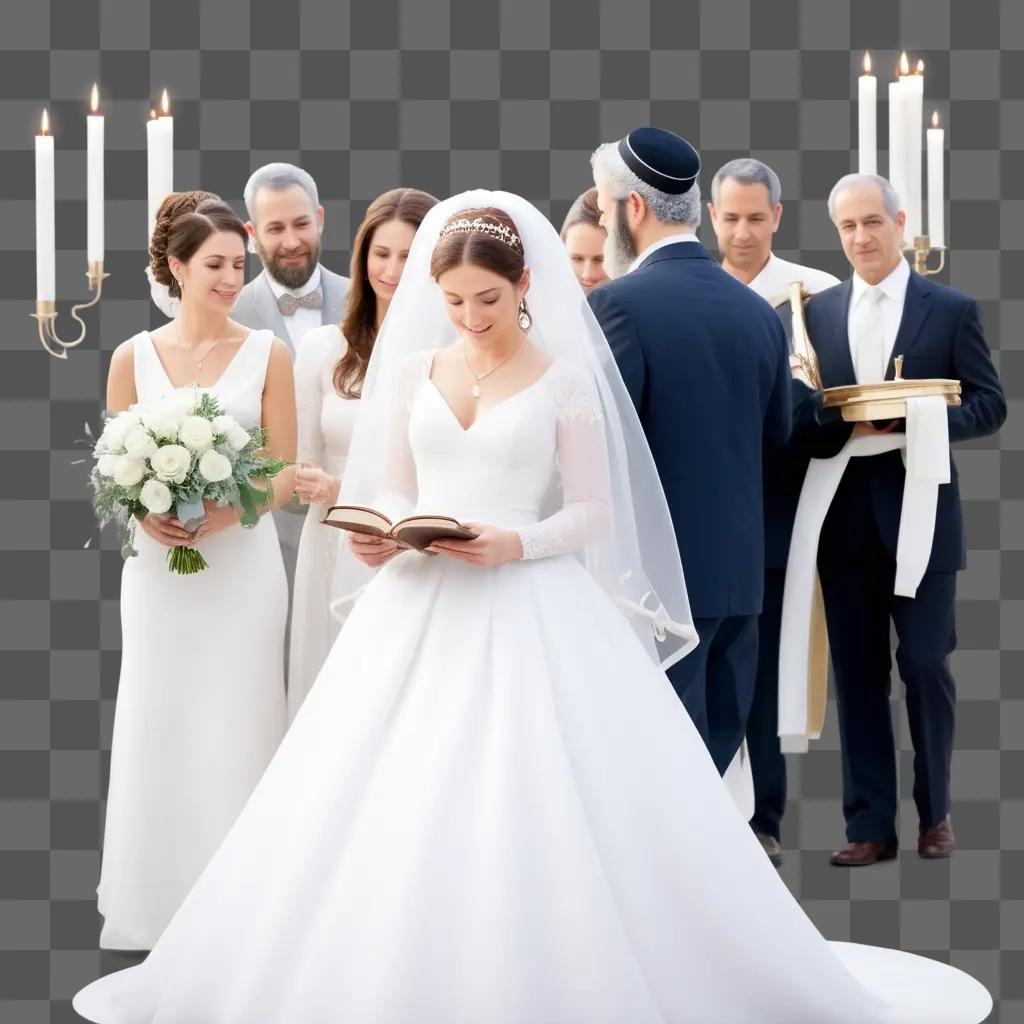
[95,330,287,950]
[288,324,360,719]
[75,351,990,1022]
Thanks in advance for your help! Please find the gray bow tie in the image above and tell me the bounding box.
[277,289,323,317]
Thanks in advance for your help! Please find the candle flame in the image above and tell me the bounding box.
[863,52,872,74]
[90,83,99,113]
[160,89,170,115]
[916,59,925,75]
[899,51,910,76]
[932,110,940,128]
[40,108,49,135]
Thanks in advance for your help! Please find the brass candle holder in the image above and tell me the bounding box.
[904,233,945,276]
[31,260,109,359]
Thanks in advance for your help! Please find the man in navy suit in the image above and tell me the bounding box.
[804,174,1006,866]
[708,157,840,868]
[587,128,792,780]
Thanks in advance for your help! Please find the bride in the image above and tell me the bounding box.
[74,192,991,1024]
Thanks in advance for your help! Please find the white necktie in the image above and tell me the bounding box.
[852,285,886,384]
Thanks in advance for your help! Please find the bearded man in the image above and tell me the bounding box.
[234,162,349,356]
[588,128,792,789]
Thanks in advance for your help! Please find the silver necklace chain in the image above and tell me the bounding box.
[173,324,224,371]
[461,334,527,398]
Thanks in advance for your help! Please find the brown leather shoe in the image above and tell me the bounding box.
[754,832,783,868]
[829,840,898,867]
[918,816,955,858]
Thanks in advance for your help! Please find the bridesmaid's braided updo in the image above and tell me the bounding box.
[149,191,246,298]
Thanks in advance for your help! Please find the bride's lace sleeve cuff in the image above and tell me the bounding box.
[516,363,611,561]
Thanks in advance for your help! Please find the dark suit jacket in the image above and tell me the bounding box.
[588,241,792,618]
[805,270,1006,575]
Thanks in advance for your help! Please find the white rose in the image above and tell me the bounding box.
[141,406,182,441]
[226,424,252,452]
[139,479,173,514]
[112,456,146,487]
[98,412,135,452]
[96,453,119,477]
[211,414,238,437]
[150,444,193,484]
[178,416,215,453]
[123,425,158,461]
[198,449,233,483]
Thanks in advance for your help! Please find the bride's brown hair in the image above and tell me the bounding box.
[429,207,526,287]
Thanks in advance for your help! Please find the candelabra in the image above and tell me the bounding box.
[904,234,946,276]
[31,262,109,360]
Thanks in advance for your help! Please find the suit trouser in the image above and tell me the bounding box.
[820,530,957,846]
[667,614,759,776]
[746,568,787,840]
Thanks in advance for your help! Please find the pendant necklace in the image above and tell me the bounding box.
[174,324,223,373]
[462,335,527,399]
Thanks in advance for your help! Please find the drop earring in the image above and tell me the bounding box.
[518,299,532,331]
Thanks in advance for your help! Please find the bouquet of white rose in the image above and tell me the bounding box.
[88,386,289,574]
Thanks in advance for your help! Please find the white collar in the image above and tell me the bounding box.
[745,252,781,290]
[629,232,701,273]
[265,264,322,300]
[851,257,909,305]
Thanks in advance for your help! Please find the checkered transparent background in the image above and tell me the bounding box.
[0,1,1020,1021]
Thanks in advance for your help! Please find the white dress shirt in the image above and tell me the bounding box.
[847,257,910,380]
[746,252,840,303]
[266,264,323,348]
[628,232,700,273]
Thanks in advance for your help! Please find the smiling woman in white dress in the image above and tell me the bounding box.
[287,188,438,719]
[95,191,297,951]
[75,193,990,1023]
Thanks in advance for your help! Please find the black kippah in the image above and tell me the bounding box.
[617,127,700,196]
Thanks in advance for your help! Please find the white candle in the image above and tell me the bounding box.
[158,89,174,207]
[927,111,945,248]
[888,77,907,238]
[858,53,877,175]
[147,110,162,243]
[903,60,924,241]
[146,91,174,245]
[87,83,104,264]
[35,110,55,302]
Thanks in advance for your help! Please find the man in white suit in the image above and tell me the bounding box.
[233,163,350,679]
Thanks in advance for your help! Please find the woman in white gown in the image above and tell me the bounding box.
[75,193,991,1023]
[288,188,438,718]
[94,192,297,950]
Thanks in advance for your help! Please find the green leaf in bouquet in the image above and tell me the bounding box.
[195,392,222,420]
[248,456,291,480]
[233,479,262,528]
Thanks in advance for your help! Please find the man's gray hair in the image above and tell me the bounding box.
[711,158,781,207]
[243,163,320,221]
[590,141,702,229]
[827,173,902,223]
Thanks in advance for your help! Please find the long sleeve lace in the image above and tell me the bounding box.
[516,366,613,560]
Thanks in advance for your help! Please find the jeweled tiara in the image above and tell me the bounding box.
[438,216,523,253]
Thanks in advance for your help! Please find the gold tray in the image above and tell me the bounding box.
[821,378,961,422]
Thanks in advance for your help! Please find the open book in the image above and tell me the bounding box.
[321,505,479,551]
